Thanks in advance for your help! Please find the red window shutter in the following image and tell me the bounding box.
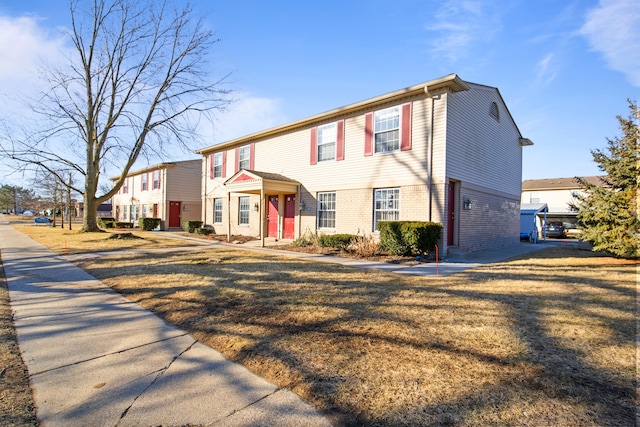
[235,147,240,173]
[249,143,255,170]
[337,120,345,161]
[310,127,317,165]
[209,154,214,179]
[222,151,227,177]
[364,112,373,156]
[401,102,412,151]
[158,171,161,190]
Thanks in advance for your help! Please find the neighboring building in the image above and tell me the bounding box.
[521,176,603,232]
[196,74,533,256]
[111,160,202,230]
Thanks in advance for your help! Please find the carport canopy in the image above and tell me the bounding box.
[520,203,548,242]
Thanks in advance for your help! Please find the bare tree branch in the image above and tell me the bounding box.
[0,0,230,231]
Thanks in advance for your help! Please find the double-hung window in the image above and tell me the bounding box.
[374,188,400,231]
[238,145,251,170]
[152,170,160,189]
[317,192,336,229]
[374,106,400,153]
[213,198,223,223]
[123,178,129,194]
[317,123,336,162]
[141,174,148,191]
[239,196,250,225]
[213,152,223,178]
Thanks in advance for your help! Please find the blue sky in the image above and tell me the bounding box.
[0,0,638,185]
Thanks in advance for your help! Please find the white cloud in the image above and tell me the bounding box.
[535,53,558,87]
[580,0,640,87]
[0,15,67,115]
[425,1,502,61]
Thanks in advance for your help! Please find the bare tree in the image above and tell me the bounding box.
[1,0,229,231]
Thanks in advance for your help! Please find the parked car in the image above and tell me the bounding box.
[544,221,565,238]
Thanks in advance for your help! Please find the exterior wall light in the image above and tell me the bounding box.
[462,197,472,210]
[254,202,259,212]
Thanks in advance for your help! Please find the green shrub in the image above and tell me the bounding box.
[98,217,116,229]
[293,231,319,247]
[182,220,203,233]
[140,217,161,231]
[195,227,213,235]
[115,221,133,228]
[379,221,442,256]
[318,233,356,250]
[378,222,407,255]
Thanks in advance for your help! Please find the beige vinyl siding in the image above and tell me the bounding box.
[445,84,522,197]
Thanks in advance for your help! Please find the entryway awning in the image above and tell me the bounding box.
[224,169,299,194]
[223,170,300,247]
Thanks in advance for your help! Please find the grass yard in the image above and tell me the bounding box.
[14,222,204,255]
[73,247,636,426]
[3,219,638,426]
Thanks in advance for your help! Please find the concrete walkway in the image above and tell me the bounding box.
[0,220,333,427]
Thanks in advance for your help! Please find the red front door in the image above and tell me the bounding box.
[169,201,181,228]
[284,194,296,239]
[268,196,278,237]
[447,182,455,245]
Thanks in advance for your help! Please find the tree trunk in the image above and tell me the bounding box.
[82,195,100,232]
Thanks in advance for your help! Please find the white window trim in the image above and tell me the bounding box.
[374,188,400,231]
[238,145,251,170]
[317,191,336,229]
[374,106,400,154]
[239,196,250,225]
[213,198,223,224]
[213,152,223,178]
[317,123,337,162]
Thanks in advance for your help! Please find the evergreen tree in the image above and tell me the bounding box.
[572,100,639,259]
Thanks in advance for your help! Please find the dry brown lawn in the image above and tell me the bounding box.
[0,255,39,426]
[5,220,639,426]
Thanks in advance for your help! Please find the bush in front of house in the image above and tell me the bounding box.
[140,217,161,231]
[98,217,116,229]
[182,220,203,233]
[195,227,213,235]
[378,221,442,256]
[318,233,356,250]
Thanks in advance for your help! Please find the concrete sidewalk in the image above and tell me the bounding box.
[0,221,333,427]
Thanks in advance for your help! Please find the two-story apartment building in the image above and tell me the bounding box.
[111,159,202,230]
[196,74,533,256]
[521,176,603,232]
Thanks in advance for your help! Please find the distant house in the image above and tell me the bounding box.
[521,176,603,232]
[110,160,202,230]
[196,74,533,256]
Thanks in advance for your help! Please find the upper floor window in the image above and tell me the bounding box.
[317,123,337,162]
[375,106,400,153]
[317,192,336,229]
[141,174,148,191]
[374,188,400,231]
[213,152,223,178]
[365,103,411,156]
[238,145,251,170]
[152,170,161,189]
[123,178,129,194]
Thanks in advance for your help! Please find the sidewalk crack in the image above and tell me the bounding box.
[116,338,197,425]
